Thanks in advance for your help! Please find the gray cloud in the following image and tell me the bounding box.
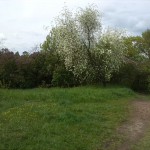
[101,0,150,35]
[0,0,150,53]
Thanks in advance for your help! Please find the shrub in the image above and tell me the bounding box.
[52,66,77,87]
[132,72,150,93]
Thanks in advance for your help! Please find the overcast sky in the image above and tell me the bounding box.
[0,0,150,53]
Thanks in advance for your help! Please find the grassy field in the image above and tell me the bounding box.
[0,86,135,150]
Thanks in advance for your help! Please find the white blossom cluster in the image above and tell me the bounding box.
[94,28,126,80]
[44,6,126,82]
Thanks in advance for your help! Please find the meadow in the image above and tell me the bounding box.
[0,86,136,150]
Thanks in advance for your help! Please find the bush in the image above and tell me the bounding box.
[52,66,77,87]
[132,72,150,93]
[111,63,138,87]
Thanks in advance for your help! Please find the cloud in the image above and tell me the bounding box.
[0,33,6,40]
[0,0,150,52]
[101,0,150,35]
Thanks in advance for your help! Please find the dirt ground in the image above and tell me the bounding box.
[118,97,150,150]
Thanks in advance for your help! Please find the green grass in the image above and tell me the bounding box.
[0,86,135,150]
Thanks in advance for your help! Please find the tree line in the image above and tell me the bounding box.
[0,6,150,92]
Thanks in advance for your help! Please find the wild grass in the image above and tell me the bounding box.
[0,86,135,150]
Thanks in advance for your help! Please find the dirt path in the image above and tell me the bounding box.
[118,97,150,150]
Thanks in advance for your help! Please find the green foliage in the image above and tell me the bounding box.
[111,60,150,93]
[0,50,53,88]
[124,36,145,61]
[0,87,135,150]
[52,65,77,87]
[110,29,150,93]
[131,61,150,93]
[111,63,138,87]
[132,73,150,93]
[142,29,150,59]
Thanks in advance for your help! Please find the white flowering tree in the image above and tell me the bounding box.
[77,6,101,51]
[42,6,126,85]
[51,6,101,81]
[93,28,126,86]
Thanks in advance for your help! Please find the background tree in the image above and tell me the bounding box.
[112,29,150,92]
[142,29,150,59]
[124,36,144,62]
